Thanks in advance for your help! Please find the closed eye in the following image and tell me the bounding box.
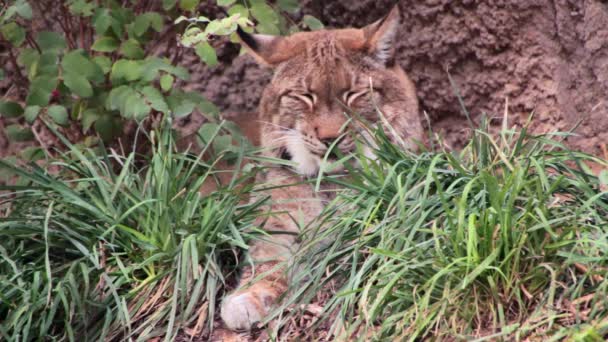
[292,92,316,107]
[342,90,368,106]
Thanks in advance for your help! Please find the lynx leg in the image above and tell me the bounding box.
[221,234,296,331]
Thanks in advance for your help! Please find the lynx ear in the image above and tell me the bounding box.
[363,6,401,66]
[237,27,300,66]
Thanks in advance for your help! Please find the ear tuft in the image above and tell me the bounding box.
[236,27,283,66]
[364,6,401,66]
[236,26,259,51]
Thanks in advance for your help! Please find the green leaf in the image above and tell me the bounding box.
[20,146,44,161]
[163,0,177,10]
[160,74,174,92]
[141,86,169,113]
[37,51,60,77]
[17,49,40,74]
[48,105,69,126]
[256,21,280,35]
[62,50,104,82]
[251,3,279,25]
[119,39,145,59]
[133,14,152,36]
[600,170,608,187]
[139,57,189,82]
[133,12,164,36]
[213,135,234,153]
[0,69,4,80]
[198,98,220,118]
[0,101,24,118]
[91,36,120,52]
[218,0,236,6]
[1,23,25,46]
[277,0,299,13]
[179,0,199,11]
[166,92,195,117]
[63,72,93,98]
[93,56,112,74]
[228,4,249,18]
[110,60,143,82]
[106,85,134,112]
[199,122,220,142]
[108,8,132,38]
[35,31,67,52]
[148,13,164,32]
[81,108,100,132]
[94,114,120,142]
[24,105,41,123]
[6,125,34,142]
[123,93,150,120]
[15,1,33,19]
[26,76,58,106]
[195,42,218,67]
[303,15,324,31]
[93,9,112,34]
[68,0,95,16]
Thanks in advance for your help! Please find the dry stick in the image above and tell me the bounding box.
[4,45,27,88]
[88,19,94,51]
[55,12,75,49]
[31,1,54,31]
[25,32,42,53]
[59,3,76,49]
[171,45,182,66]
[145,27,175,56]
[79,17,86,50]
[574,262,605,283]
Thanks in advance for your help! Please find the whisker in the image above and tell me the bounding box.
[256,120,298,132]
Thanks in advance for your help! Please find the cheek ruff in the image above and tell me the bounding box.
[286,136,322,176]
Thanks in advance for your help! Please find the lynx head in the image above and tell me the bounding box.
[238,6,422,176]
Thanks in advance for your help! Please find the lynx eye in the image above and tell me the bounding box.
[342,90,367,106]
[292,92,316,107]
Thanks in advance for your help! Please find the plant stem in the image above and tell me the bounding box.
[26,33,42,54]
[5,45,27,88]
[79,17,86,50]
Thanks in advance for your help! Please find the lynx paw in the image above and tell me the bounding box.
[221,290,274,331]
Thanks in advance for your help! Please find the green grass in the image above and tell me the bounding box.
[0,120,262,341]
[278,117,608,341]
[1,115,608,341]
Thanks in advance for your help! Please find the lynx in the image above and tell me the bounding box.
[220,6,422,331]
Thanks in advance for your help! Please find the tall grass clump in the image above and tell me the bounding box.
[0,119,262,341]
[286,116,608,341]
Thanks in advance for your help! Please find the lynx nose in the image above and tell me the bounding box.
[313,116,346,145]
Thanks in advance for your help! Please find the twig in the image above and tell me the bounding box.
[5,45,27,87]
[59,3,76,49]
[171,45,182,66]
[145,27,175,55]
[31,120,50,152]
[25,33,42,53]
[574,262,605,283]
[79,17,86,49]
[31,1,54,30]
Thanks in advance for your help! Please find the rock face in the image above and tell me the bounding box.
[188,0,608,155]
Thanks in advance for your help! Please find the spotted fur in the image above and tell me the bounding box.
[220,6,422,331]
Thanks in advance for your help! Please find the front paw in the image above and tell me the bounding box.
[221,290,274,331]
